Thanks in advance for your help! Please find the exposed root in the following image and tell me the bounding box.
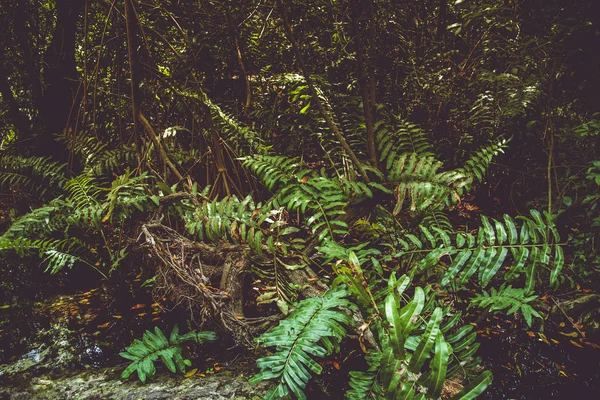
[139,222,379,350]
[140,223,254,344]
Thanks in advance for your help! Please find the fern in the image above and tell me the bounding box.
[347,273,492,400]
[174,87,268,155]
[249,287,355,400]
[346,352,385,400]
[374,120,508,213]
[102,170,157,223]
[242,154,376,242]
[120,325,216,383]
[64,174,104,227]
[455,139,508,194]
[389,210,564,293]
[0,200,66,238]
[377,117,434,170]
[0,156,67,197]
[185,194,270,254]
[388,153,470,213]
[264,73,357,168]
[183,193,304,307]
[471,285,541,327]
[468,72,540,137]
[240,155,299,190]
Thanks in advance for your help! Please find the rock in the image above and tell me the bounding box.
[0,366,267,400]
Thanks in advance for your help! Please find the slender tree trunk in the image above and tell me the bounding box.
[124,0,182,182]
[124,0,142,134]
[351,0,378,168]
[437,0,448,40]
[14,1,43,117]
[226,10,252,110]
[275,0,369,182]
[124,0,148,173]
[38,0,84,160]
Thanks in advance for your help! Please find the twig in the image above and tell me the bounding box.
[550,296,585,338]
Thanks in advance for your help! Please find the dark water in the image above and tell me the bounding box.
[479,328,600,399]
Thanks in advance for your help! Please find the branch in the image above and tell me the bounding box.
[137,112,184,182]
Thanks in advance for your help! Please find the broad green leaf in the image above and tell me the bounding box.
[453,371,493,400]
[503,214,517,244]
[426,335,451,398]
[408,307,443,372]
[480,247,509,287]
[480,215,495,245]
[494,218,507,245]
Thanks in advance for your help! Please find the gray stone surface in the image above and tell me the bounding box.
[0,366,267,400]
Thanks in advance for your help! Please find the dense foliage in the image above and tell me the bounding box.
[1,0,599,398]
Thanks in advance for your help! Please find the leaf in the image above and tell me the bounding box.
[550,246,564,286]
[120,326,215,383]
[426,335,451,398]
[408,307,443,372]
[453,371,493,400]
[503,214,518,244]
[480,216,495,245]
[251,288,353,399]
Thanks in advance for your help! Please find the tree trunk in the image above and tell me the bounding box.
[351,0,378,168]
[38,0,84,160]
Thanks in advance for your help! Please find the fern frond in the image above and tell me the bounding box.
[346,352,385,400]
[174,88,268,155]
[471,285,541,327]
[101,170,156,223]
[250,287,355,400]
[184,194,269,252]
[0,200,67,239]
[389,153,470,213]
[240,155,301,190]
[455,138,508,195]
[120,325,216,383]
[0,156,67,196]
[242,155,367,242]
[89,145,138,176]
[394,210,564,293]
[376,118,434,171]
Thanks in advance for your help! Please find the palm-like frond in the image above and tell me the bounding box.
[0,156,66,197]
[395,210,563,293]
[120,325,216,383]
[249,287,355,400]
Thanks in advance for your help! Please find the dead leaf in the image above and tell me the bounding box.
[559,331,579,338]
[184,368,198,378]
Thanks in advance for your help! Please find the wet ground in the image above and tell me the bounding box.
[478,317,600,399]
[1,258,599,399]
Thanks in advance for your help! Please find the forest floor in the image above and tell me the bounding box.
[1,277,599,399]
